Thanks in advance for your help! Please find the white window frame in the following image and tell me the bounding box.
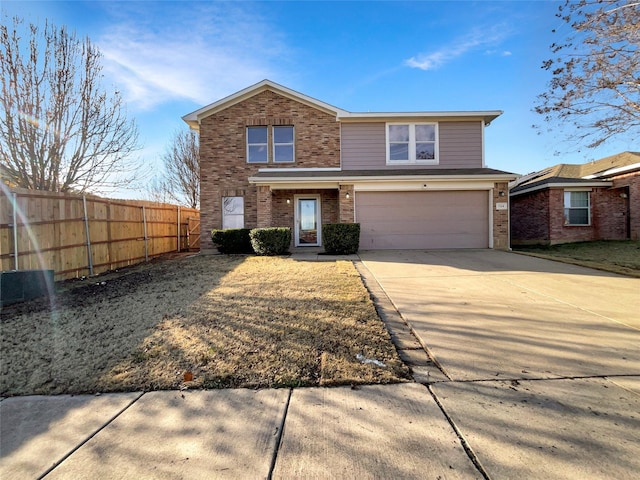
[386,122,438,165]
[222,196,245,229]
[563,190,591,226]
[273,125,295,163]
[246,126,268,163]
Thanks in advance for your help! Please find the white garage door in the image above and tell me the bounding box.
[356,191,489,249]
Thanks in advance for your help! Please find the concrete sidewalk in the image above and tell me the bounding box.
[1,384,481,479]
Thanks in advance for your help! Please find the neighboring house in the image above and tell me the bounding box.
[183,79,517,252]
[510,151,640,245]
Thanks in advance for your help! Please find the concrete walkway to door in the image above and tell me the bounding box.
[359,249,640,480]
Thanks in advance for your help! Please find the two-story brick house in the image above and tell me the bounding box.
[183,80,517,252]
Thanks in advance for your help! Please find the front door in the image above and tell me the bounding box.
[295,196,321,247]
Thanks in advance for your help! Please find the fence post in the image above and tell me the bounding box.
[177,206,181,252]
[142,205,149,262]
[12,192,19,270]
[83,195,94,276]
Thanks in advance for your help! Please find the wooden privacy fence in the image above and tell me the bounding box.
[0,187,200,280]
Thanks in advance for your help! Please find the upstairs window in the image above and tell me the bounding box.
[273,126,294,162]
[387,123,438,165]
[247,126,268,163]
[564,191,590,225]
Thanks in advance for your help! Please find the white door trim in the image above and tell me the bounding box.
[294,194,321,247]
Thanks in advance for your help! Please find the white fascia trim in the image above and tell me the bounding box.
[257,167,341,173]
[354,181,497,191]
[249,174,517,184]
[582,162,640,179]
[257,182,340,190]
[510,181,612,197]
[338,110,503,125]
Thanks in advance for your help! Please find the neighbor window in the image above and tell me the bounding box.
[247,126,268,163]
[564,191,590,225]
[222,196,244,229]
[273,126,294,162]
[387,123,438,164]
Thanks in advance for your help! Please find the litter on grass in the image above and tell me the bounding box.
[356,354,386,368]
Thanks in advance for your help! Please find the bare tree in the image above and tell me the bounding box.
[0,17,140,193]
[535,0,640,150]
[158,128,199,209]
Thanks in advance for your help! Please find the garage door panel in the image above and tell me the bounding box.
[356,191,488,250]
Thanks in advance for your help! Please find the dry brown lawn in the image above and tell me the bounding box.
[514,240,640,277]
[0,255,410,396]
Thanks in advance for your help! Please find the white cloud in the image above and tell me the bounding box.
[405,25,511,71]
[95,3,287,110]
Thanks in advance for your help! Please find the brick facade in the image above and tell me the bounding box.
[612,171,640,240]
[511,172,639,245]
[492,182,510,250]
[199,90,341,250]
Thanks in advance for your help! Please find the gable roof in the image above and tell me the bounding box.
[182,80,348,129]
[510,151,640,196]
[182,79,503,130]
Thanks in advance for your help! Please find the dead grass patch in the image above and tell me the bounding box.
[1,255,410,396]
[514,240,640,277]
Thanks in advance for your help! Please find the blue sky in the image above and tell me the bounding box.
[2,1,636,199]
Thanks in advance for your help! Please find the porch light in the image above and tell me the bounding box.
[286,198,291,204]
[499,191,505,197]
[345,192,350,199]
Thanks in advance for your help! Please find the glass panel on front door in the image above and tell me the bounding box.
[298,198,318,245]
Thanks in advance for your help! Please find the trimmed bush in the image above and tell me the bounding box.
[322,223,360,254]
[250,227,291,256]
[210,228,253,254]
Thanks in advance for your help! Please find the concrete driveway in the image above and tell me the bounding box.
[359,249,640,479]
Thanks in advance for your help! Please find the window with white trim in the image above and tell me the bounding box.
[387,123,438,164]
[564,191,590,225]
[273,126,294,162]
[247,126,268,163]
[222,196,244,229]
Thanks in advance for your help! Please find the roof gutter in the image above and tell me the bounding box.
[510,181,613,197]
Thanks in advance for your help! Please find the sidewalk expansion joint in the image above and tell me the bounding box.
[425,384,492,480]
[450,373,640,384]
[267,387,293,480]
[38,391,145,479]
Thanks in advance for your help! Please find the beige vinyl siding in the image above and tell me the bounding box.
[439,121,483,167]
[341,121,484,170]
[341,123,386,169]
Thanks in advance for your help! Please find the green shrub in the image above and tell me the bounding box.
[250,227,291,256]
[322,223,360,254]
[210,228,253,254]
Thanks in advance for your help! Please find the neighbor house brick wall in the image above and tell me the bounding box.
[548,187,627,244]
[612,171,640,240]
[199,90,340,250]
[510,189,550,245]
[492,182,509,249]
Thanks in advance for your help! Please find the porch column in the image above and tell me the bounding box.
[339,184,355,223]
[492,181,510,250]
[257,185,273,228]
